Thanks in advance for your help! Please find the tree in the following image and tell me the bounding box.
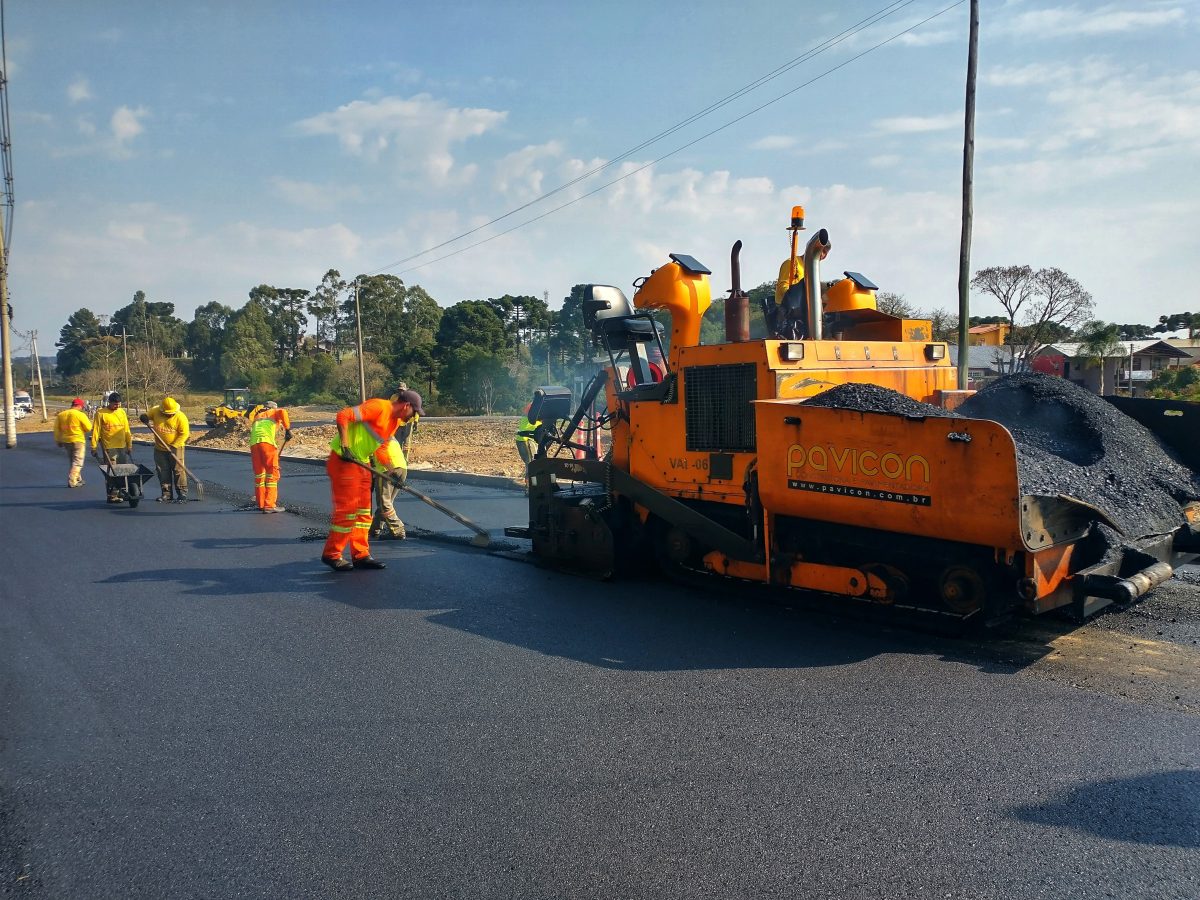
[307,269,346,349]
[1147,366,1200,400]
[1154,312,1200,339]
[112,291,186,357]
[436,300,510,357]
[186,301,234,388]
[220,300,275,384]
[972,265,1093,372]
[390,284,443,392]
[922,307,959,343]
[875,291,916,318]
[549,285,591,367]
[1075,320,1123,395]
[126,345,187,410]
[970,265,1034,370]
[56,308,102,376]
[1117,323,1156,340]
[249,284,310,363]
[1014,267,1094,370]
[344,275,407,369]
[330,354,391,405]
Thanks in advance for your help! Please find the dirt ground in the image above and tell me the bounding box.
[189,408,527,480]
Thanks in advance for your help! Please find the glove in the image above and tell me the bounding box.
[284,429,293,442]
[389,467,407,487]
[339,446,354,463]
[91,449,100,459]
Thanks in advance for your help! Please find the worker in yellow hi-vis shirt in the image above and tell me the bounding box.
[53,398,92,488]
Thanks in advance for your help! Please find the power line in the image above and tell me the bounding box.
[392,0,967,279]
[368,0,928,277]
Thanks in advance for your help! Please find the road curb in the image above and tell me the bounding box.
[177,442,527,492]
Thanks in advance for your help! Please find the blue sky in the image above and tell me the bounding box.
[6,0,1198,351]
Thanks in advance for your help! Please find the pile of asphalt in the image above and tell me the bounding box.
[802,375,1197,539]
[957,374,1199,537]
[804,383,951,418]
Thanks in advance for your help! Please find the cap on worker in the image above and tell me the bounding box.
[265,400,278,409]
[395,388,423,416]
[72,397,85,408]
[161,397,179,414]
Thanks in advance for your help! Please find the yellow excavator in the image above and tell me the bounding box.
[205,388,259,428]
[509,207,1200,626]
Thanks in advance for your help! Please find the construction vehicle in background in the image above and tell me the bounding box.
[205,388,260,428]
[509,207,1199,626]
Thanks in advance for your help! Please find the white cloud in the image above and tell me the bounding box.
[294,93,507,186]
[111,105,148,150]
[1000,4,1187,39]
[750,135,797,151]
[896,28,958,47]
[987,59,1200,154]
[270,177,364,211]
[67,77,92,104]
[493,141,564,200]
[874,113,960,134]
[869,154,902,168]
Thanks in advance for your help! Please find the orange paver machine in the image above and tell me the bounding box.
[511,209,1199,626]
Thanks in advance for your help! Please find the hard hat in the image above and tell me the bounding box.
[266,400,278,409]
[161,397,179,414]
[72,397,85,408]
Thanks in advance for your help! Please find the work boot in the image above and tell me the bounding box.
[262,506,285,514]
[157,495,171,503]
[352,557,387,569]
[173,496,188,504]
[321,556,353,572]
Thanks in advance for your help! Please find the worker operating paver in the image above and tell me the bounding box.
[322,388,422,572]
[514,402,539,477]
[53,398,92,488]
[248,400,291,514]
[90,392,134,502]
[146,397,190,503]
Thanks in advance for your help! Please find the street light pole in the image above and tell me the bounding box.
[353,277,367,402]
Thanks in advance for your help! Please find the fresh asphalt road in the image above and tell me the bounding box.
[2,435,1199,899]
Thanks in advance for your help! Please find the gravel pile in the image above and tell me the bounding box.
[957,374,1199,537]
[804,383,951,418]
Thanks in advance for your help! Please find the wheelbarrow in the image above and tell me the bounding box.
[95,452,156,508]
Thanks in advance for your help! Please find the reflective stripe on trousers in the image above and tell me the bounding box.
[322,453,374,560]
[251,442,281,509]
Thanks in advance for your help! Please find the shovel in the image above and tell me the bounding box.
[138,413,205,499]
[341,455,492,548]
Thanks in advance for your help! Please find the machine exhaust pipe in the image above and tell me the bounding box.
[726,240,750,343]
[804,228,831,340]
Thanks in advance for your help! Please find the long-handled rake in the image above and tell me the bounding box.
[342,456,491,548]
[138,413,205,499]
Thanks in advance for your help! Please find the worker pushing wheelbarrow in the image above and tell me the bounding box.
[90,391,156,508]
[94,451,157,508]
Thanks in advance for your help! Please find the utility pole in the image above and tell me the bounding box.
[353,277,367,402]
[956,0,979,391]
[1,221,14,447]
[31,330,47,419]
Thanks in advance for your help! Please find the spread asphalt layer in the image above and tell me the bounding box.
[3,434,1200,899]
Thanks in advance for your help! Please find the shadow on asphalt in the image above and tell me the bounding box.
[1008,770,1200,847]
[94,541,1073,675]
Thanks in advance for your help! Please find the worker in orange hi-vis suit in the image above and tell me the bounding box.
[248,400,292,513]
[321,387,423,572]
